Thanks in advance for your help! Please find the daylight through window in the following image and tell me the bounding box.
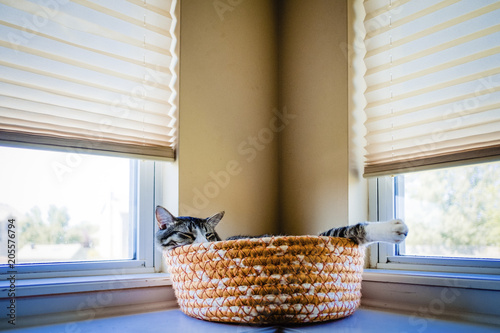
[397,161,500,260]
[0,146,136,264]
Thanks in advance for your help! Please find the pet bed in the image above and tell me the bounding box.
[164,236,364,325]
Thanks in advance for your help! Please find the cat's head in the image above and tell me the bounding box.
[155,206,224,250]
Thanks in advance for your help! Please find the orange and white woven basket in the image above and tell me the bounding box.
[164,236,364,325]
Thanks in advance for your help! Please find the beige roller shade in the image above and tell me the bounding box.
[363,0,500,176]
[0,0,178,160]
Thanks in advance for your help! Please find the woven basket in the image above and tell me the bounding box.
[164,236,364,325]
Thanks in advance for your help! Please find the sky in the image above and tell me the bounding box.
[0,145,130,228]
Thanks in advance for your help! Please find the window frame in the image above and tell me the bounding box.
[369,174,500,276]
[0,156,164,280]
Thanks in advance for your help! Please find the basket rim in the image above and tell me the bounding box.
[164,235,361,256]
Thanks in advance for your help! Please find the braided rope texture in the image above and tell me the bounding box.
[164,236,364,325]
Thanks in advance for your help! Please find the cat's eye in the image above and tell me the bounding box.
[206,233,217,241]
[178,233,195,240]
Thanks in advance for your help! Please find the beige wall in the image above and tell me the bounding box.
[279,0,352,235]
[178,0,279,239]
[176,0,367,238]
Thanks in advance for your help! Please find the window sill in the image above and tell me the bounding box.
[0,273,172,297]
[363,268,500,291]
[361,269,500,327]
[0,273,177,330]
[3,270,499,329]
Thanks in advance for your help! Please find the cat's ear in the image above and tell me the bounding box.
[206,211,225,228]
[156,206,176,230]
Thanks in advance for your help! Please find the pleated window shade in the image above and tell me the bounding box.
[363,0,500,177]
[0,0,177,160]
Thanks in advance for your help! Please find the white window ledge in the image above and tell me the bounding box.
[3,270,500,329]
[0,273,177,330]
[0,273,172,297]
[361,269,500,327]
[363,269,500,291]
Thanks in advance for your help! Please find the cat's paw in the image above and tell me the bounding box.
[365,219,409,244]
[387,219,409,243]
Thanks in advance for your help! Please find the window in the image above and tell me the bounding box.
[0,146,133,263]
[0,146,161,277]
[400,161,500,260]
[370,161,500,274]
[0,0,177,279]
[362,0,500,274]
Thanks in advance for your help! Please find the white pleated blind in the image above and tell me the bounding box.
[0,0,177,160]
[363,0,500,176]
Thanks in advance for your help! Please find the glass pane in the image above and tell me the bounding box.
[401,161,500,259]
[0,146,135,263]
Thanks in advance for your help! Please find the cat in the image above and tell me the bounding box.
[155,205,408,251]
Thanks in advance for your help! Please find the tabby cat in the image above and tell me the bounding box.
[155,205,408,250]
